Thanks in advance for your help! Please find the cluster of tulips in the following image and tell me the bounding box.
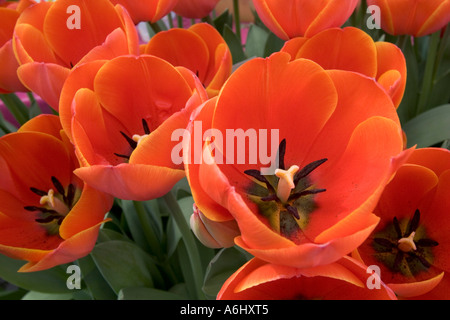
[0,0,449,301]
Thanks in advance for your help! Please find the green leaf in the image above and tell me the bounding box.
[223,25,247,64]
[397,36,421,124]
[21,291,73,300]
[0,254,72,294]
[118,287,185,300]
[0,93,30,126]
[90,240,159,294]
[166,196,194,257]
[245,24,270,58]
[76,255,117,300]
[202,247,252,300]
[403,104,450,148]
[120,200,163,258]
[263,32,285,57]
[213,9,233,35]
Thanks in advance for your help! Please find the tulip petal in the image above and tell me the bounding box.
[18,221,105,272]
[74,164,185,201]
[43,0,122,66]
[297,27,378,78]
[17,62,70,110]
[59,184,112,239]
[93,55,194,133]
[388,272,444,298]
[59,59,106,142]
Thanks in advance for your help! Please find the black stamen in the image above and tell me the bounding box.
[413,253,432,268]
[393,217,402,239]
[119,131,137,149]
[416,238,439,247]
[35,216,59,224]
[114,153,130,160]
[24,206,58,214]
[244,169,269,184]
[406,209,421,235]
[67,184,75,209]
[393,251,404,272]
[30,187,47,197]
[294,158,328,185]
[288,188,326,201]
[373,237,395,249]
[261,194,278,202]
[70,61,74,68]
[286,205,300,220]
[278,139,286,170]
[142,119,151,135]
[51,176,66,200]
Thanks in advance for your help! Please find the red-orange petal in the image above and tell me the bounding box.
[17,62,70,111]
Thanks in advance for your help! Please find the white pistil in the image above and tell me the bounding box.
[40,189,70,216]
[398,231,417,252]
[274,165,299,203]
[132,134,149,146]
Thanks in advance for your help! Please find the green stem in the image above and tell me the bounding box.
[416,31,441,116]
[177,15,183,28]
[0,93,29,126]
[233,0,241,42]
[148,21,163,34]
[201,14,214,26]
[434,24,450,77]
[133,201,164,260]
[163,191,204,299]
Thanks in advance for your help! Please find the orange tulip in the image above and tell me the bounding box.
[218,256,397,300]
[252,0,359,40]
[0,0,35,93]
[280,27,407,109]
[109,0,178,24]
[173,0,220,19]
[366,0,450,37]
[58,55,208,201]
[0,114,113,272]
[13,0,139,110]
[185,52,412,269]
[356,148,450,299]
[142,23,232,97]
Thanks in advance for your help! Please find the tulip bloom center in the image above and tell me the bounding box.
[372,209,439,276]
[25,177,80,235]
[114,119,151,161]
[244,139,326,243]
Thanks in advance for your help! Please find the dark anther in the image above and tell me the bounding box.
[288,188,326,201]
[414,254,431,268]
[35,216,59,224]
[119,131,138,149]
[244,169,275,192]
[393,216,402,239]
[294,158,328,185]
[70,62,74,68]
[373,237,395,249]
[406,209,421,235]
[24,206,57,214]
[114,153,131,160]
[51,176,66,201]
[67,184,75,209]
[142,119,151,135]
[416,238,439,247]
[286,205,300,220]
[261,194,278,202]
[278,139,286,170]
[30,187,47,197]
[393,251,404,272]
[244,169,269,183]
